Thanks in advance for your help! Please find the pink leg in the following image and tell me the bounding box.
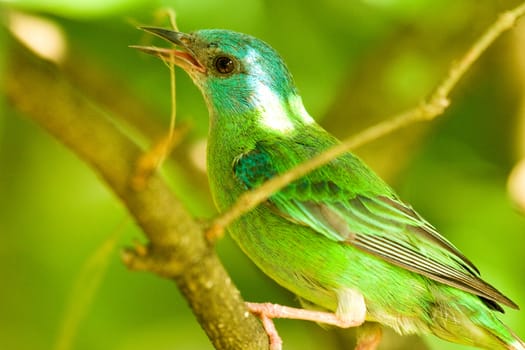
[259,314,282,350]
[247,301,366,350]
[246,302,364,328]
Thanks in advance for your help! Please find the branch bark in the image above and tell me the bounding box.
[3,39,268,350]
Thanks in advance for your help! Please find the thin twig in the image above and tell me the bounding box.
[208,1,525,238]
[129,12,180,191]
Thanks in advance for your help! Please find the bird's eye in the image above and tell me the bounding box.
[214,56,236,75]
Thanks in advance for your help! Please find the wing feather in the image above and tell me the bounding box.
[233,141,518,311]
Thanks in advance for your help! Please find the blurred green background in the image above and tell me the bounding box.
[1,0,524,349]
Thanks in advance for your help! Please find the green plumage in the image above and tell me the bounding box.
[137,27,523,349]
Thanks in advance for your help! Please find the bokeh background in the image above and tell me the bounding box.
[1,0,524,349]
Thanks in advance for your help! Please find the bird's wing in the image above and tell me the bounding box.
[233,140,518,311]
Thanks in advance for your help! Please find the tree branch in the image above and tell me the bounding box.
[208,1,525,238]
[3,39,268,350]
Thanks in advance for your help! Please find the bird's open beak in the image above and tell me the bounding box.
[131,27,206,73]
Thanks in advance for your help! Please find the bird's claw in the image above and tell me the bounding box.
[247,303,283,350]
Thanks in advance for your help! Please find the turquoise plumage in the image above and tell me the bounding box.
[135,27,523,350]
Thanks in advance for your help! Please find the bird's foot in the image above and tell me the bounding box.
[258,313,283,350]
[246,301,366,349]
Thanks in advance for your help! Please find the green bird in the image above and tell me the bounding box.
[134,27,523,350]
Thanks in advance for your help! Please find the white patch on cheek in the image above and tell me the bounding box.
[245,47,314,132]
[253,82,295,132]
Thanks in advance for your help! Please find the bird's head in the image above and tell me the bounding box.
[134,27,313,132]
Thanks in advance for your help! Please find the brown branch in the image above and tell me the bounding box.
[209,1,525,237]
[3,39,268,350]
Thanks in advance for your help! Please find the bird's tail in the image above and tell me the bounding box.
[508,340,525,350]
[505,328,525,350]
[432,314,523,350]
[430,291,523,350]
